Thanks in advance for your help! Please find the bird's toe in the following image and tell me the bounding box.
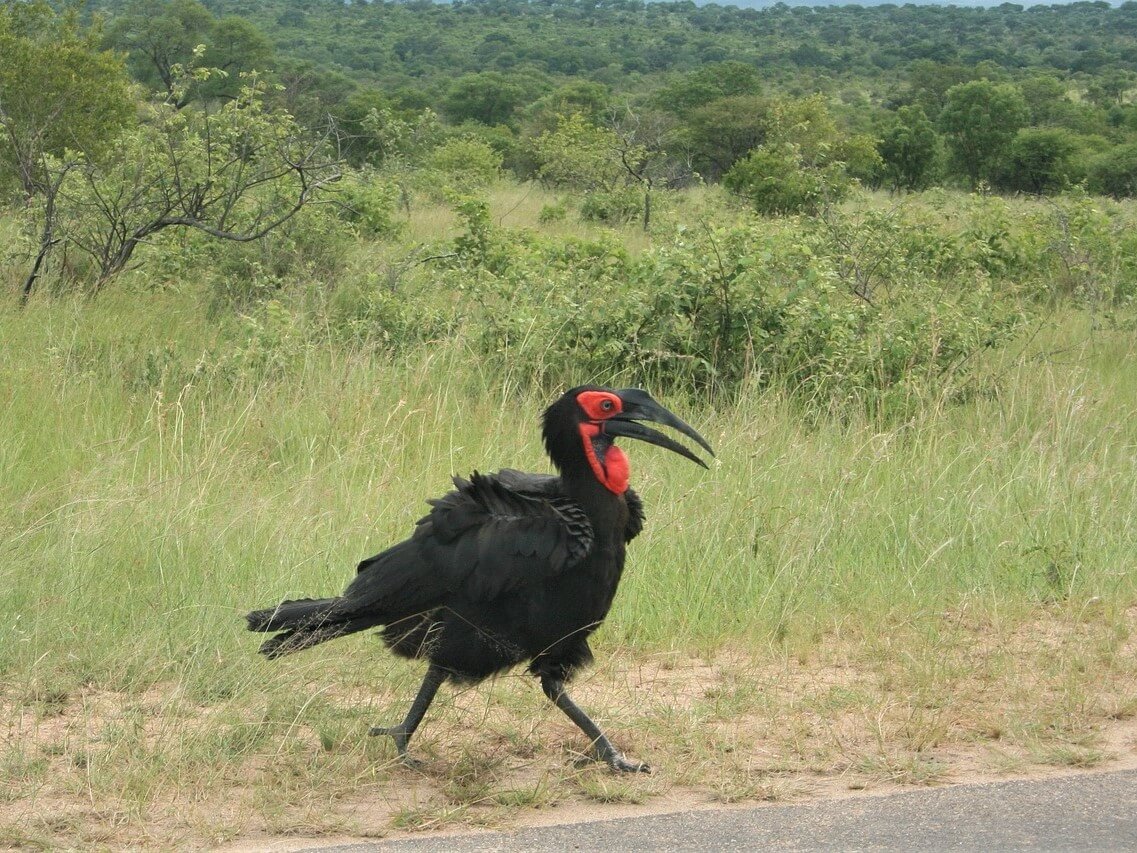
[398,753,425,770]
[369,724,412,757]
[609,753,651,773]
[587,743,651,774]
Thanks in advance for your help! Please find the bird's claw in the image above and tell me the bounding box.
[587,744,651,773]
[608,753,651,773]
[369,723,405,743]
[369,724,422,767]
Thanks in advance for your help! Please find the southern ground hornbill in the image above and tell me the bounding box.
[246,386,713,772]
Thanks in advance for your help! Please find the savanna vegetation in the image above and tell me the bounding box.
[2,0,1137,847]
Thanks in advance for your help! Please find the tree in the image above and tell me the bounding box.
[103,0,213,106]
[334,89,401,166]
[1085,70,1136,108]
[0,1,133,197]
[1018,74,1068,125]
[533,113,625,194]
[426,136,502,193]
[607,104,687,231]
[838,133,885,187]
[653,61,762,118]
[104,0,273,107]
[677,94,770,181]
[724,142,848,216]
[271,59,357,132]
[359,104,442,210]
[722,94,867,215]
[199,16,274,101]
[26,72,342,295]
[998,128,1082,194]
[523,81,610,137]
[879,105,939,191]
[531,110,683,228]
[939,79,1029,186]
[764,94,840,167]
[442,72,532,127]
[903,60,983,122]
[1087,143,1137,198]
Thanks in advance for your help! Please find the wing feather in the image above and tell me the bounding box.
[414,472,594,602]
[624,487,646,542]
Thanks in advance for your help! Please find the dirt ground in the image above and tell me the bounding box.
[3,607,1137,850]
[211,716,1137,853]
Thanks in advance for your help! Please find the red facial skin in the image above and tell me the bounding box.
[575,391,631,495]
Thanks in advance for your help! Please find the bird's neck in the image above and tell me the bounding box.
[544,421,632,497]
[561,465,629,541]
[578,424,630,495]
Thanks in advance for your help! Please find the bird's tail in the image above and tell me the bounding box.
[246,597,385,659]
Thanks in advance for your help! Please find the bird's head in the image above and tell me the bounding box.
[542,386,714,495]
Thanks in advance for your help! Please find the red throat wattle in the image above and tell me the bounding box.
[578,423,630,494]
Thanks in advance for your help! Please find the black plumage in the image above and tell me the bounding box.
[246,386,712,772]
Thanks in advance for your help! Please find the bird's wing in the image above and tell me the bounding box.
[500,467,645,543]
[415,472,595,601]
[624,487,646,542]
[493,468,562,495]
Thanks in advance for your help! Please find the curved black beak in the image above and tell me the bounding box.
[604,388,715,469]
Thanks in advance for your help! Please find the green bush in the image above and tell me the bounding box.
[1087,143,1137,199]
[425,136,503,194]
[537,200,568,223]
[454,205,1027,415]
[997,128,1084,194]
[580,187,643,224]
[723,142,849,216]
[879,105,940,191]
[1038,191,1137,304]
[334,172,404,239]
[326,276,454,353]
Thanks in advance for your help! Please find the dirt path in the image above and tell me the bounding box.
[5,609,1137,850]
[213,715,1137,853]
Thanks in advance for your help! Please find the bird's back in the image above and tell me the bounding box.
[349,469,639,682]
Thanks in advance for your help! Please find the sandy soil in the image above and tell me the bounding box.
[4,608,1137,850]
[212,715,1137,853]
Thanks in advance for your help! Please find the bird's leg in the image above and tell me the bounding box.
[540,675,650,774]
[370,663,446,765]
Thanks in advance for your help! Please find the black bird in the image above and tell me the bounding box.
[246,386,713,772]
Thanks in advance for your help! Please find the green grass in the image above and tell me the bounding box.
[1,188,1136,846]
[5,299,1132,685]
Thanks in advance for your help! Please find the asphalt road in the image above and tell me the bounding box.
[309,769,1137,852]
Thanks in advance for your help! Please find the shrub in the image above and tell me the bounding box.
[425,137,503,194]
[326,276,454,353]
[334,172,403,239]
[580,187,643,224]
[537,200,568,224]
[723,142,849,216]
[998,128,1084,194]
[879,106,940,191]
[458,207,1027,415]
[1087,143,1137,198]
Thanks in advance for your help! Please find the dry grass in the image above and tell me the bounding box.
[2,607,1135,848]
[3,186,1137,847]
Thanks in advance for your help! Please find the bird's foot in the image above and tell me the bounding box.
[606,752,651,774]
[586,742,651,774]
[368,725,422,768]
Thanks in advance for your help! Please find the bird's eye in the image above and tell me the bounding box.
[600,399,614,411]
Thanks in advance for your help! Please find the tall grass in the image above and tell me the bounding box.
[620,314,1137,647]
[1,189,1136,845]
[2,292,1134,692]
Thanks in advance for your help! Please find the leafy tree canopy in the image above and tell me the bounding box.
[0,0,133,196]
[939,79,1029,186]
